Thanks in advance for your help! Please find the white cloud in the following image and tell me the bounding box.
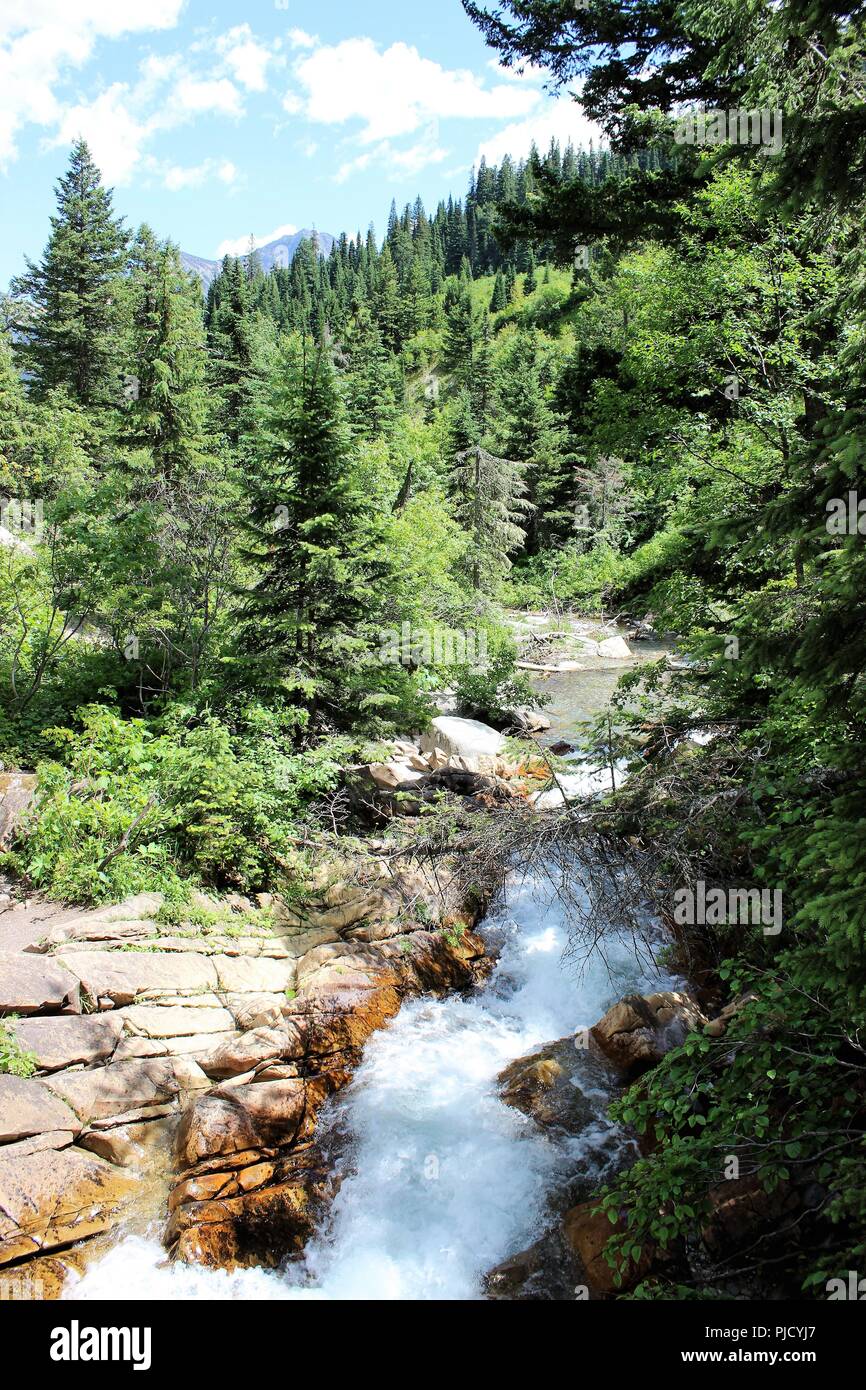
[45,57,247,186]
[294,38,540,144]
[287,29,318,51]
[216,24,272,93]
[0,0,184,167]
[475,99,605,167]
[163,158,239,192]
[51,83,153,185]
[171,77,243,117]
[216,223,299,258]
[334,128,449,185]
[487,58,547,84]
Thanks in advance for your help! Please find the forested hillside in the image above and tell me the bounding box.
[1,0,865,1302]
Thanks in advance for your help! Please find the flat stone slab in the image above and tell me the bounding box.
[118,1004,236,1039]
[0,1076,82,1143]
[44,1057,208,1124]
[42,918,157,947]
[12,1014,123,1071]
[0,952,81,1014]
[0,1130,77,1160]
[212,956,297,994]
[55,950,218,1006]
[0,1147,138,1265]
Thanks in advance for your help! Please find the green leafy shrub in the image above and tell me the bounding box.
[0,1017,37,1078]
[6,702,347,903]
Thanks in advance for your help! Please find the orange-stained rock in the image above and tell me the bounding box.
[0,1147,138,1266]
[166,919,488,1272]
[562,1201,657,1297]
[170,1164,332,1270]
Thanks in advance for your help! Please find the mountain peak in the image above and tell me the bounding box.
[182,227,337,288]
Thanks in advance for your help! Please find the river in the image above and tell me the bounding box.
[67,638,673,1301]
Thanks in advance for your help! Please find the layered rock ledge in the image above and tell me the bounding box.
[0,851,488,1289]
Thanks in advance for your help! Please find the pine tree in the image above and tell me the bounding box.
[207,257,254,444]
[241,337,385,712]
[443,284,476,384]
[12,140,128,406]
[490,271,508,312]
[124,234,209,480]
[0,326,29,494]
[448,390,531,593]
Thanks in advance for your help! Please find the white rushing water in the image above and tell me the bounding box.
[68,867,671,1303]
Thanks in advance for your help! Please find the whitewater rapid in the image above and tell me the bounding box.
[67,868,671,1302]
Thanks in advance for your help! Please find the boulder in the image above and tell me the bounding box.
[79,1116,175,1169]
[0,772,37,850]
[0,1130,76,1159]
[175,1080,312,1169]
[419,716,505,761]
[591,991,708,1075]
[505,708,552,735]
[0,1147,138,1265]
[199,1024,304,1081]
[0,1245,93,1300]
[11,1013,123,1071]
[227,994,289,1032]
[364,763,426,791]
[0,1075,81,1143]
[498,1038,612,1134]
[597,635,633,661]
[170,1167,331,1271]
[0,953,81,1015]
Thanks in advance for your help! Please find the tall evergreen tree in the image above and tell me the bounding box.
[125,235,209,480]
[241,338,385,713]
[12,141,128,406]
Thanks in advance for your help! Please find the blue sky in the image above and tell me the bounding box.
[0,1,601,285]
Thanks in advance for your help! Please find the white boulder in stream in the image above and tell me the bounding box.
[419,717,505,762]
[597,635,633,661]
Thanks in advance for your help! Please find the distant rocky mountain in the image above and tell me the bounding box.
[181,228,337,290]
